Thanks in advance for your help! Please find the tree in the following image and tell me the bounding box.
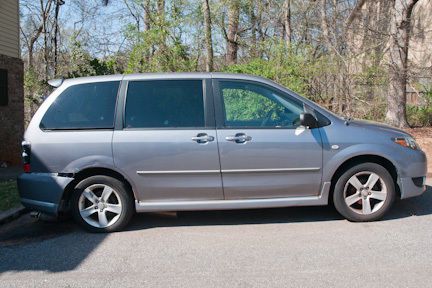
[20,0,53,70]
[18,0,432,128]
[385,0,420,128]
[283,0,292,46]
[202,0,214,71]
[53,0,65,76]
[225,0,240,65]
[143,0,152,31]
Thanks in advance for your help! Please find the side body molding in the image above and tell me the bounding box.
[135,182,331,212]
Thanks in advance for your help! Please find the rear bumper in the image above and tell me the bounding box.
[17,173,74,215]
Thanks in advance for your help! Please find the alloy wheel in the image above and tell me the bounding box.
[343,171,387,215]
[78,184,123,228]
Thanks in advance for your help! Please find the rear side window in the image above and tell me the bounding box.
[125,80,204,128]
[40,81,119,130]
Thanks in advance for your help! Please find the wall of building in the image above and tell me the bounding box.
[0,55,24,165]
[0,0,23,166]
[0,0,20,59]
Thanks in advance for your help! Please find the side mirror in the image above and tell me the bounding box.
[300,113,318,129]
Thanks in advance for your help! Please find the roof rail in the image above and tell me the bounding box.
[47,78,64,88]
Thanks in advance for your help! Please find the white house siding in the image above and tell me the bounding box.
[0,0,20,59]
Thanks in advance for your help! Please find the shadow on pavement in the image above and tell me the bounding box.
[126,185,432,231]
[385,184,432,220]
[0,185,430,273]
[0,214,107,273]
[128,205,341,231]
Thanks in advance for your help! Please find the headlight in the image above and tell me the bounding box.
[393,137,419,150]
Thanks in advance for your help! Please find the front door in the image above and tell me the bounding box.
[214,79,323,199]
[113,79,223,201]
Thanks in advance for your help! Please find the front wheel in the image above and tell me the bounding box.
[71,175,134,232]
[333,163,396,222]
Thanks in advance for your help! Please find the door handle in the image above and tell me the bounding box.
[192,133,215,144]
[226,133,252,144]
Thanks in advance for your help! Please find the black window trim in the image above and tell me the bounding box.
[40,80,121,132]
[212,78,311,130]
[120,78,215,131]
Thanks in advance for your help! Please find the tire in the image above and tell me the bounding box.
[71,175,134,232]
[333,162,395,222]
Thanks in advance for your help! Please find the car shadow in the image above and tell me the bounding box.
[384,184,432,220]
[0,185,430,273]
[126,184,432,231]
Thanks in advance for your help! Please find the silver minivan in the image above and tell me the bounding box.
[18,73,427,232]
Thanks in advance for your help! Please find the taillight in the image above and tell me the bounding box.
[22,140,31,173]
[23,163,31,173]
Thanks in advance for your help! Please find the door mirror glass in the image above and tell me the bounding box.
[300,113,318,129]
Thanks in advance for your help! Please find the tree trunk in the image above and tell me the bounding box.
[249,0,257,57]
[320,0,331,51]
[283,0,291,46]
[157,0,166,48]
[42,0,53,81]
[53,0,64,76]
[226,0,240,65]
[143,0,151,31]
[202,0,214,72]
[28,27,42,69]
[385,0,419,128]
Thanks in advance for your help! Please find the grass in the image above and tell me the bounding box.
[0,180,20,212]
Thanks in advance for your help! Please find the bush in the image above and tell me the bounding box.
[222,41,311,96]
[407,105,432,127]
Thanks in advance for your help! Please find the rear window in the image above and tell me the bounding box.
[40,81,119,130]
[125,80,205,128]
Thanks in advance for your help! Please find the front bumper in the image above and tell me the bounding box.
[398,151,428,199]
[17,173,74,215]
[399,176,427,199]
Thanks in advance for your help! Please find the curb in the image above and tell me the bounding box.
[0,206,27,225]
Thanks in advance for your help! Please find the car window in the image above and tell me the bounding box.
[125,80,205,128]
[219,81,304,128]
[40,81,119,130]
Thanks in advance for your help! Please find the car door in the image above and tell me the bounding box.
[213,79,323,200]
[113,78,223,201]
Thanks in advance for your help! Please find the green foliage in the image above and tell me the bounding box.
[24,68,47,105]
[221,42,310,124]
[223,88,279,122]
[223,42,310,96]
[126,29,196,73]
[407,105,432,127]
[362,101,386,122]
[68,35,122,77]
[0,180,20,211]
[354,65,387,86]
[407,85,432,126]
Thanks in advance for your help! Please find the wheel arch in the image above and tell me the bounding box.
[328,155,400,200]
[60,167,137,212]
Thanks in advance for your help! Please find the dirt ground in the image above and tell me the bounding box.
[405,128,432,176]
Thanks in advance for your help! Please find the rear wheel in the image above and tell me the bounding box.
[333,163,395,222]
[71,175,134,232]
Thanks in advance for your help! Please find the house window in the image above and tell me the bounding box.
[0,69,8,106]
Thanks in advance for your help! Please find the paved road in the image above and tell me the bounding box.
[0,180,431,288]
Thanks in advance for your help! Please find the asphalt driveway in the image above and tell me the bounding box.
[0,180,431,288]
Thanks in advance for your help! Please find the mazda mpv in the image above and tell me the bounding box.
[18,73,427,232]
